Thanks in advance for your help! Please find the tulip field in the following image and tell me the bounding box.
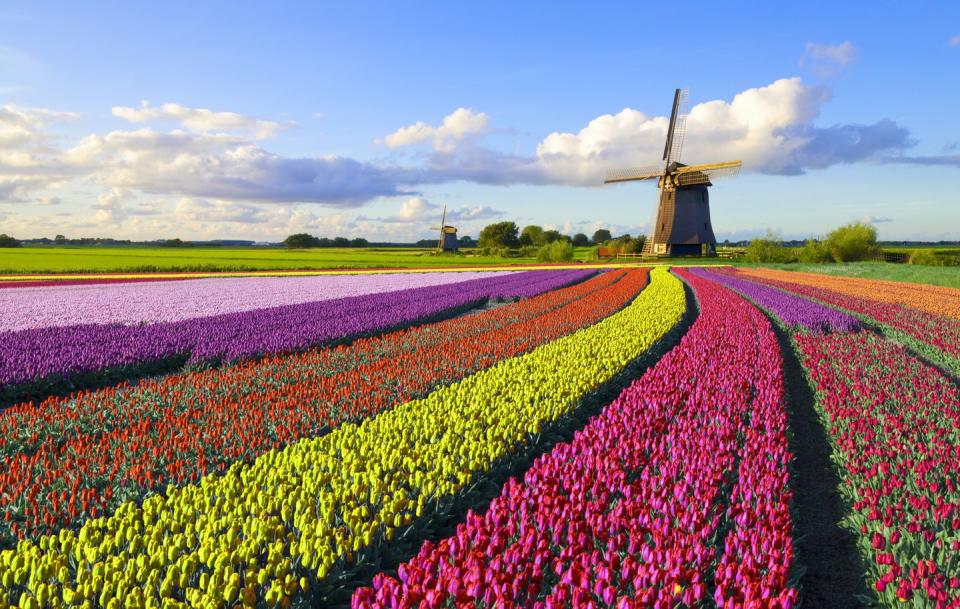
[1,266,959,608]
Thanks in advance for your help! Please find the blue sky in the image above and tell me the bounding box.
[1,1,958,242]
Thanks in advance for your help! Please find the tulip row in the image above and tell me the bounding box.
[352,267,796,609]
[1,270,588,403]
[738,268,960,321]
[0,269,646,542]
[726,268,960,372]
[0,277,194,290]
[0,271,512,332]
[689,268,861,333]
[0,268,685,609]
[796,332,960,607]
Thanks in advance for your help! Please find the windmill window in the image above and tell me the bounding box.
[704,223,708,230]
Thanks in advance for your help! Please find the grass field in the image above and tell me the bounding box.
[1,246,957,288]
[0,246,728,274]
[0,246,533,273]
[751,261,960,289]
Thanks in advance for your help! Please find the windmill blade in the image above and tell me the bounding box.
[436,205,447,252]
[604,165,663,184]
[673,160,742,186]
[662,88,689,166]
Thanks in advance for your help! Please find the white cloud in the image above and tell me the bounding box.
[66,128,421,206]
[92,188,130,224]
[950,35,960,47]
[374,79,911,188]
[381,107,489,152]
[0,104,78,202]
[501,77,908,184]
[374,196,503,224]
[174,198,274,224]
[861,215,893,224]
[112,101,292,139]
[801,41,858,74]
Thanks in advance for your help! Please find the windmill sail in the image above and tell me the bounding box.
[604,165,662,184]
[662,89,689,167]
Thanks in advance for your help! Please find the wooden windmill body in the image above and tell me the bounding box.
[431,205,459,253]
[604,89,741,256]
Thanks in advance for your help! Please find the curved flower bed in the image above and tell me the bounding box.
[796,332,960,607]
[0,269,645,542]
[0,271,513,332]
[738,268,960,321]
[0,270,587,402]
[689,267,861,333]
[352,267,796,609]
[726,267,960,367]
[0,268,685,609]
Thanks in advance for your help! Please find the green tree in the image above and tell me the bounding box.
[54,234,67,245]
[543,229,564,243]
[0,234,22,248]
[350,237,369,248]
[478,221,519,248]
[283,233,320,248]
[591,229,612,245]
[459,235,474,247]
[572,233,589,247]
[824,222,878,262]
[519,225,546,247]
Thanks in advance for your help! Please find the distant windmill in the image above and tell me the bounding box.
[604,88,741,256]
[431,205,459,253]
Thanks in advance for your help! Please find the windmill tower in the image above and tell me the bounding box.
[604,89,741,256]
[431,205,459,253]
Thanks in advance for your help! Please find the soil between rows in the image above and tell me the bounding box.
[769,320,872,608]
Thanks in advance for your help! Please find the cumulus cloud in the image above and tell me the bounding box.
[801,41,858,74]
[528,78,912,183]
[381,108,489,152]
[174,198,275,224]
[67,128,423,207]
[92,188,130,224]
[112,101,292,139]
[0,104,78,202]
[375,196,503,224]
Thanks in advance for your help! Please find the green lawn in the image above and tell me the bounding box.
[0,247,515,273]
[0,246,617,274]
[2,247,957,289]
[743,261,960,289]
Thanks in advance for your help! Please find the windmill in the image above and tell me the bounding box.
[431,205,459,253]
[604,88,741,256]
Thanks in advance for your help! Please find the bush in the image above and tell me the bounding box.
[824,222,878,262]
[518,246,539,258]
[536,240,574,262]
[797,239,832,263]
[743,233,794,263]
[908,249,944,266]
